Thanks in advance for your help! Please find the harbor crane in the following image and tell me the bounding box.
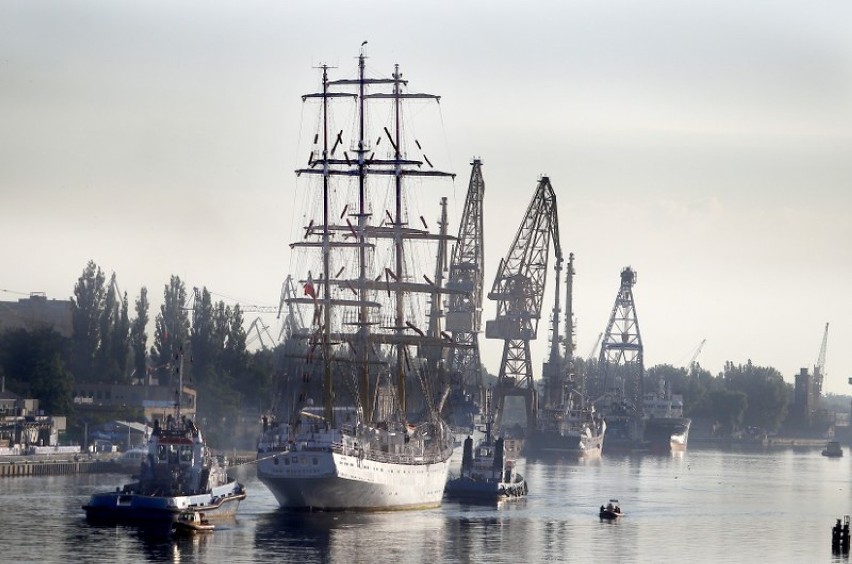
[445,159,486,408]
[598,266,644,422]
[814,322,829,397]
[687,339,706,372]
[486,176,560,432]
[246,317,277,350]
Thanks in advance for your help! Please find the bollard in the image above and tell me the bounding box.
[832,516,852,555]
[834,518,842,553]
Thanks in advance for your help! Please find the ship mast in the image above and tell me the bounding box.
[321,64,334,424]
[356,50,372,423]
[392,62,406,415]
[291,47,455,427]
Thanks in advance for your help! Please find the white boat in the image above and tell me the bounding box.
[256,47,456,511]
[83,352,246,523]
[173,511,215,535]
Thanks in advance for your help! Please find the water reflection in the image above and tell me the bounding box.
[1,449,847,562]
[253,508,449,563]
[253,511,336,562]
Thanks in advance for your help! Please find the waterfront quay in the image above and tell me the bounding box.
[0,453,119,477]
[0,451,256,478]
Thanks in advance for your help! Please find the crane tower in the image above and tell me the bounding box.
[445,159,486,406]
[598,267,644,415]
[486,176,560,432]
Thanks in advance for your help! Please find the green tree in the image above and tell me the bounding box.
[189,287,216,385]
[130,287,149,382]
[71,261,105,383]
[723,360,789,432]
[707,389,748,435]
[150,276,191,384]
[95,273,131,383]
[0,327,73,415]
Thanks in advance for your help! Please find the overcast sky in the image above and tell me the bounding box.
[2,1,851,394]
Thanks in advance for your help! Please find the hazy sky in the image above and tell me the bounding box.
[2,1,851,394]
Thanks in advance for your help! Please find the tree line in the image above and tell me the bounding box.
[0,260,838,446]
[0,260,276,446]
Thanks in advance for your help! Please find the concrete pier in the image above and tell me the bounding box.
[0,456,118,477]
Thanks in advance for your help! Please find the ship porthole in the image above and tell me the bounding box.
[273,455,279,465]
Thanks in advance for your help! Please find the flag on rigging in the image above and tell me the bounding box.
[303,271,317,299]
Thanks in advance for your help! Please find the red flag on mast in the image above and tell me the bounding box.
[303,271,317,300]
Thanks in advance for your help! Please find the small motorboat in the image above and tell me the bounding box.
[599,499,624,520]
[173,511,215,535]
[823,441,843,458]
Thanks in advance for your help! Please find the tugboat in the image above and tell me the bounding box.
[83,351,246,524]
[445,392,527,502]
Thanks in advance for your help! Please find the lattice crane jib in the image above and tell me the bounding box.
[486,176,561,432]
[446,159,486,398]
[598,266,644,412]
[814,322,829,397]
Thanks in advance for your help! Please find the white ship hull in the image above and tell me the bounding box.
[257,450,450,511]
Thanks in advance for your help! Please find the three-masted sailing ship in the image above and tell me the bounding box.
[256,48,456,510]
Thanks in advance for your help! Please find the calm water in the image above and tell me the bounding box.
[1,447,849,563]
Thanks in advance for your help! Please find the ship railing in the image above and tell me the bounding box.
[331,442,451,465]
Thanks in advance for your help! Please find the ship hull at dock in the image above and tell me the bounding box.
[523,428,605,458]
[257,450,451,511]
[644,417,691,452]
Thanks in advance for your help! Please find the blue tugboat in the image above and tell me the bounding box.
[83,352,245,524]
[445,400,527,502]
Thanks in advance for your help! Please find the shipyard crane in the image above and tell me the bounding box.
[687,339,706,373]
[278,275,308,341]
[598,267,644,420]
[586,332,604,362]
[814,322,829,398]
[486,176,560,432]
[246,316,277,350]
[444,159,486,410]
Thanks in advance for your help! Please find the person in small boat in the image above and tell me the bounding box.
[600,505,605,513]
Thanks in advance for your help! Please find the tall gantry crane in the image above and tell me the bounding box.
[445,159,486,407]
[486,176,560,432]
[598,267,644,416]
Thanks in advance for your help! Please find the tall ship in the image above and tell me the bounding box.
[643,386,691,451]
[83,352,246,524]
[256,47,455,511]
